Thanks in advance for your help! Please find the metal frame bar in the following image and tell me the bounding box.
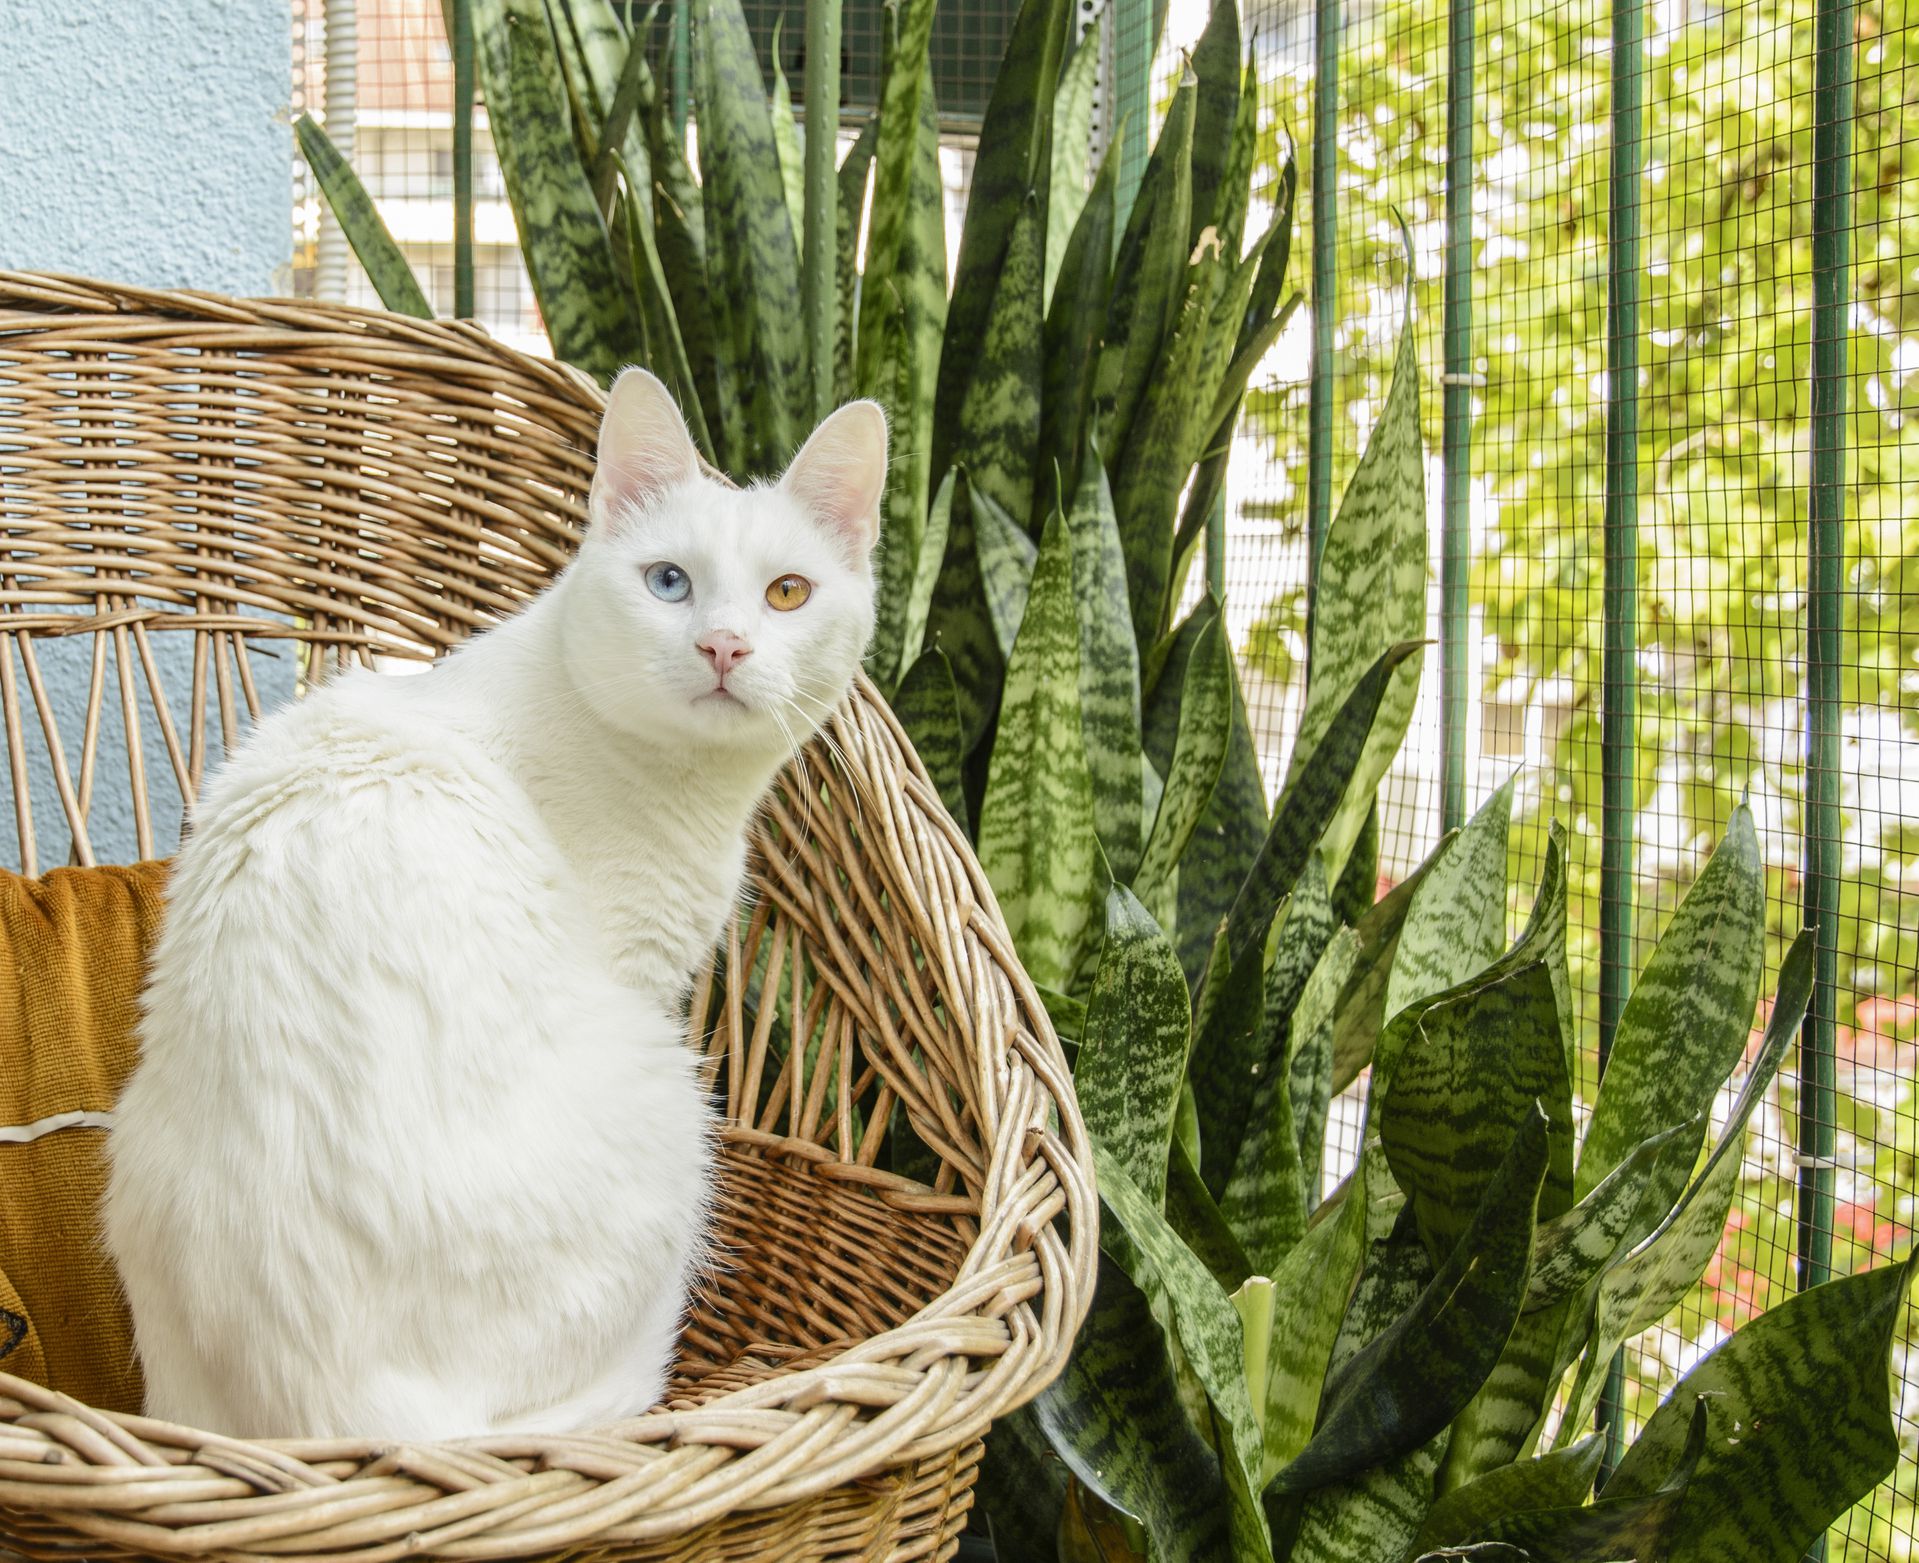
[1595,0,1645,1479]
[1306,0,1340,636]
[451,0,475,320]
[1439,0,1475,832]
[801,0,842,421]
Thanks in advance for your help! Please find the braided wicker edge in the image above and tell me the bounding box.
[0,273,1099,1557]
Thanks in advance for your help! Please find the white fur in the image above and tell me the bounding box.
[103,373,886,1440]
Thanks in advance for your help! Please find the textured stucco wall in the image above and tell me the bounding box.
[0,0,296,867]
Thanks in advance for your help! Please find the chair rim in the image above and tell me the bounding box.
[0,269,1098,1551]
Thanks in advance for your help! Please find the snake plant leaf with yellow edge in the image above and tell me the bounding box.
[294,114,433,320]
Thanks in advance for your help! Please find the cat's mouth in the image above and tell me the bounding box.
[697,686,744,706]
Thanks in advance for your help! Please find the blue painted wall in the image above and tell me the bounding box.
[0,0,295,866]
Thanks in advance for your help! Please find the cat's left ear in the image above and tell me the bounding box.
[592,367,702,528]
[780,401,888,554]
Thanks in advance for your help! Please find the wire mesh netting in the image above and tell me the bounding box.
[291,0,1916,1552]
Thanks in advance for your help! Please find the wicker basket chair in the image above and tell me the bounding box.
[0,273,1094,1562]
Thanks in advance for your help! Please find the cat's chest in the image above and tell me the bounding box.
[563,819,747,998]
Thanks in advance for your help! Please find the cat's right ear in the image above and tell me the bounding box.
[590,368,702,529]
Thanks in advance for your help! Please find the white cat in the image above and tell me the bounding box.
[103,370,886,1440]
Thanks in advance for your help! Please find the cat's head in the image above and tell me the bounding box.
[562,368,886,755]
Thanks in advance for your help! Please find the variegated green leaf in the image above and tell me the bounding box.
[925,471,1003,751]
[1283,273,1426,886]
[613,156,714,460]
[1269,1108,1550,1498]
[1041,132,1121,502]
[1290,1435,1449,1563]
[768,27,805,250]
[1173,661,1269,987]
[1135,607,1231,931]
[891,648,969,836]
[1332,800,1380,927]
[1188,921,1267,1202]
[1410,1436,1606,1558]
[953,191,1046,530]
[693,0,803,473]
[1556,931,1814,1444]
[1186,0,1241,250]
[1257,1147,1375,1481]
[1213,51,1260,262]
[1097,77,1194,470]
[1576,803,1765,1203]
[977,1405,1071,1563]
[1285,924,1359,1207]
[1094,1146,1272,1559]
[1076,884,1190,1209]
[1381,959,1574,1267]
[832,115,876,404]
[1226,641,1424,966]
[1525,1121,1696,1312]
[1046,18,1101,308]
[1329,838,1456,1097]
[973,480,1041,662]
[1068,448,1145,882]
[857,0,937,393]
[295,115,433,319]
[1383,775,1515,1022]
[644,91,720,450]
[471,0,640,382]
[1601,1252,1917,1562]
[977,511,1100,990]
[588,14,655,215]
[933,0,1069,474]
[1437,1403,1707,1562]
[1171,1136,1254,1291]
[890,466,955,686]
[1033,1254,1232,1560]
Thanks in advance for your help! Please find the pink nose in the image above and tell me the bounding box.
[697,630,753,678]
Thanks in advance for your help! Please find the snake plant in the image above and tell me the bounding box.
[301,0,1913,1556]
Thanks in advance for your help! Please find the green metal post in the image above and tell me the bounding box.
[1438,0,1474,833]
[672,0,692,140]
[1306,0,1340,630]
[1594,0,1644,1482]
[801,0,841,422]
[451,0,475,319]
[1799,0,1851,1350]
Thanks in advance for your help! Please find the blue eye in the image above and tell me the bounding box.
[645,562,691,602]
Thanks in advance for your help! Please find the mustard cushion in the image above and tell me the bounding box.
[0,861,169,1413]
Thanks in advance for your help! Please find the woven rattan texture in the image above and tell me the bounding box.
[0,273,1095,1562]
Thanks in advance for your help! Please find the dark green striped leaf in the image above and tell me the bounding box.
[973,480,1041,661]
[977,1405,1071,1563]
[953,191,1046,531]
[1576,803,1765,1202]
[1046,18,1101,308]
[588,13,655,215]
[889,466,955,687]
[1186,0,1241,249]
[1556,930,1816,1445]
[1135,606,1232,931]
[891,648,969,836]
[857,0,937,394]
[925,471,1004,751]
[294,115,433,319]
[471,0,640,381]
[1032,1254,1231,1560]
[1067,449,1145,882]
[1041,132,1121,501]
[693,0,803,472]
[1257,1148,1374,1480]
[832,115,877,404]
[1226,641,1425,966]
[1213,51,1261,261]
[1097,77,1195,469]
[1094,1147,1271,1558]
[1269,1108,1550,1498]
[1173,662,1270,988]
[933,0,1069,477]
[1283,274,1427,885]
[616,155,715,461]
[644,92,720,451]
[1412,1436,1606,1556]
[1076,884,1190,1209]
[1601,1252,1917,1562]
[1188,923,1267,1203]
[1525,1121,1696,1312]
[1383,775,1515,1020]
[1381,959,1574,1267]
[1170,1137,1253,1290]
[1289,1435,1448,1563]
[768,29,805,246]
[977,511,1101,990]
[1332,801,1380,927]
[1285,924,1359,1207]
[1329,839,1456,1097]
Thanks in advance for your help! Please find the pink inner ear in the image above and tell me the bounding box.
[594,370,701,521]
[782,402,888,549]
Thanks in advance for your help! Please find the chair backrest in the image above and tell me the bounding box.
[0,273,606,871]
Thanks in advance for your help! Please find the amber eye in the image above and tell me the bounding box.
[765,574,812,611]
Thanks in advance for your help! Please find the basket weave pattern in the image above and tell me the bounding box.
[0,274,1095,1561]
